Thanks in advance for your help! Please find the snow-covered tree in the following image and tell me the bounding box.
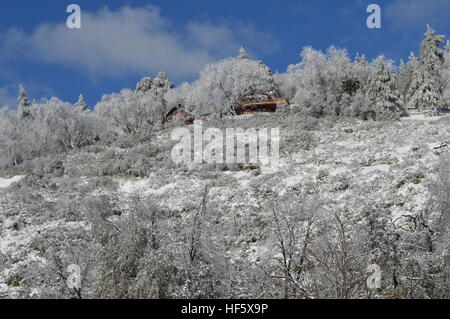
[165,82,194,112]
[152,72,174,100]
[420,25,445,76]
[239,46,248,60]
[407,69,443,115]
[345,90,374,119]
[179,52,277,116]
[442,41,450,107]
[135,77,154,95]
[153,72,174,90]
[17,84,31,118]
[95,89,164,140]
[38,98,98,150]
[407,26,445,115]
[288,46,352,116]
[352,53,370,88]
[396,53,419,106]
[0,97,99,169]
[76,94,89,111]
[136,73,173,97]
[135,73,174,115]
[366,58,402,120]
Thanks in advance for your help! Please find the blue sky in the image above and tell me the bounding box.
[1,0,450,108]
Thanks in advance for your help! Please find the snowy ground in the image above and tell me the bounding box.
[0,112,449,298]
[0,176,24,189]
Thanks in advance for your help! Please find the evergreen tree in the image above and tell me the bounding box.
[351,53,369,91]
[17,84,31,118]
[444,40,450,59]
[407,52,419,70]
[151,72,174,109]
[76,94,89,111]
[354,53,368,67]
[442,41,450,107]
[238,46,248,60]
[397,53,419,106]
[404,54,419,108]
[397,59,408,104]
[135,77,154,95]
[289,46,352,117]
[366,61,402,120]
[136,73,173,99]
[153,72,174,93]
[420,25,445,76]
[408,69,444,115]
[407,26,444,115]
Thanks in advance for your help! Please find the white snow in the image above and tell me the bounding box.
[397,146,412,155]
[360,164,391,175]
[118,178,176,196]
[233,171,252,187]
[401,113,449,122]
[147,183,177,196]
[283,175,304,187]
[119,178,151,194]
[0,176,24,189]
[329,166,351,176]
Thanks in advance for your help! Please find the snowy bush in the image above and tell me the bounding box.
[441,42,450,107]
[407,26,445,115]
[173,49,277,116]
[0,97,98,174]
[95,89,164,142]
[366,57,402,120]
[286,46,353,117]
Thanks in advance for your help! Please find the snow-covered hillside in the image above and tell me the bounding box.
[1,111,449,299]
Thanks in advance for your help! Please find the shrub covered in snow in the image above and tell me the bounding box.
[0,96,99,174]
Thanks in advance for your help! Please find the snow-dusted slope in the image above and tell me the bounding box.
[0,112,449,298]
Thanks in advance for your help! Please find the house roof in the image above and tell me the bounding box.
[164,106,193,118]
[241,97,289,107]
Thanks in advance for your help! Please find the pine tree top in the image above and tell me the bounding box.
[135,77,154,95]
[354,53,368,66]
[76,94,89,111]
[154,72,174,89]
[17,84,31,118]
[238,46,248,60]
[17,84,30,107]
[420,25,444,75]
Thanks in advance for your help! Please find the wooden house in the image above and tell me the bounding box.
[164,94,289,124]
[235,96,289,115]
[164,106,196,125]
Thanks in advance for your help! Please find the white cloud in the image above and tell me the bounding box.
[0,5,279,80]
[186,21,280,57]
[385,0,450,29]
